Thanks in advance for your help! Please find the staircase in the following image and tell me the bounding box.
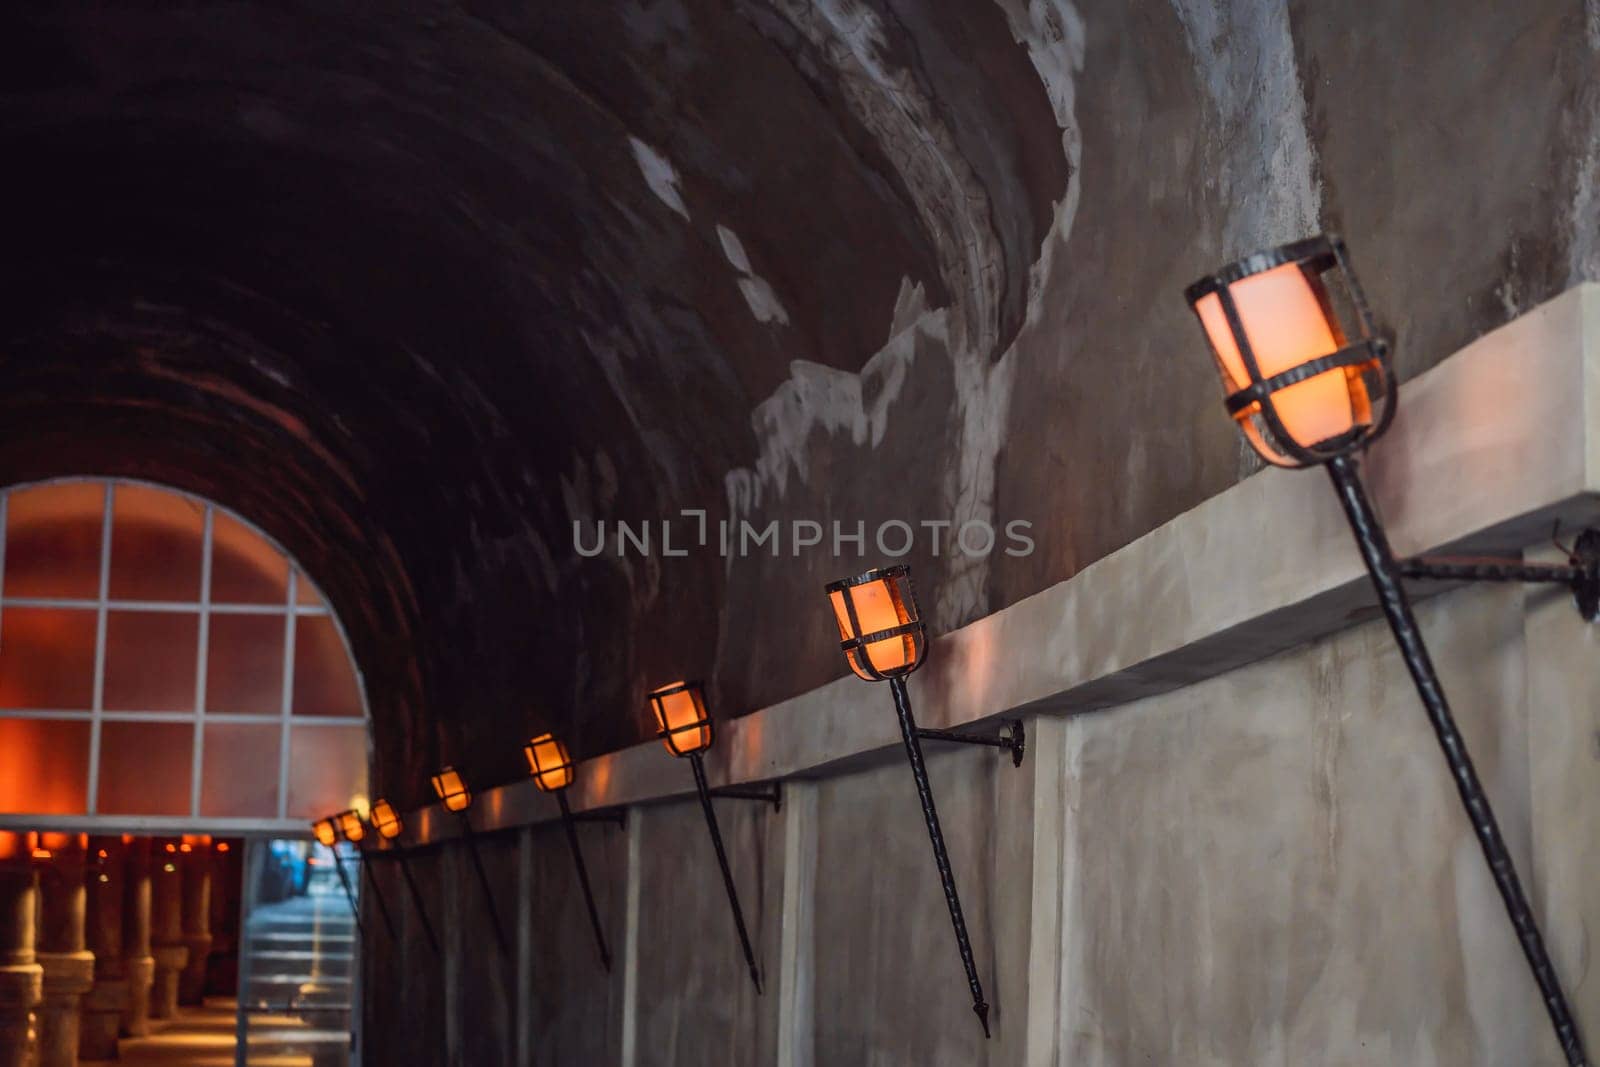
[239,888,357,1066]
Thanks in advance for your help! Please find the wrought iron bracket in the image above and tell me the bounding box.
[916,719,1026,768]
[569,808,628,828]
[707,782,783,811]
[1399,528,1600,622]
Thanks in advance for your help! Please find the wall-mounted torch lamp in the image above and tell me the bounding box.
[335,809,397,943]
[1184,234,1591,1067]
[367,798,440,957]
[311,817,365,939]
[825,565,1024,1038]
[525,733,623,972]
[648,680,779,993]
[431,766,511,961]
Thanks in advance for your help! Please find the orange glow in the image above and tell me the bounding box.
[164,843,177,854]
[524,733,575,792]
[430,767,470,812]
[311,819,338,847]
[337,809,366,843]
[97,849,107,859]
[5,482,105,599]
[120,834,133,845]
[181,834,211,847]
[1195,263,1354,448]
[0,716,92,816]
[179,843,192,853]
[216,842,230,853]
[0,832,23,861]
[32,847,51,860]
[108,484,205,601]
[210,511,288,604]
[370,799,402,840]
[829,571,921,679]
[649,682,712,757]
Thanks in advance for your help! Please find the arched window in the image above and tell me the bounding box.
[0,478,369,831]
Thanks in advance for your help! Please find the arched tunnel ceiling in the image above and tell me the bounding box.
[1,0,1592,804]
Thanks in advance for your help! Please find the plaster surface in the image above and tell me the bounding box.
[1057,584,1559,1065]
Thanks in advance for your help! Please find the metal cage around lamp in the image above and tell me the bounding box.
[826,565,926,680]
[370,799,402,841]
[1184,234,1394,468]
[648,681,713,756]
[523,732,619,972]
[1183,234,1590,1067]
[336,810,366,845]
[823,565,1023,1040]
[429,767,471,813]
[525,733,576,793]
[648,680,778,993]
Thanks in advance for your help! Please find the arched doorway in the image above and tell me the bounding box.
[0,477,371,1066]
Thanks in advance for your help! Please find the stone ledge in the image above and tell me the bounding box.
[388,282,1600,847]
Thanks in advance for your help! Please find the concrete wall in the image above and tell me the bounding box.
[363,576,1600,1065]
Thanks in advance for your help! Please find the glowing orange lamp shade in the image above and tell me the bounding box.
[370,799,402,840]
[524,733,575,792]
[431,767,471,812]
[825,565,926,681]
[337,809,366,843]
[1193,264,1353,447]
[311,818,338,847]
[1184,236,1392,469]
[648,681,712,757]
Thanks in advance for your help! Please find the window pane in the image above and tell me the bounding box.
[286,724,367,819]
[103,611,197,712]
[0,607,97,709]
[211,512,287,604]
[293,617,362,717]
[200,722,281,817]
[108,484,204,602]
[0,718,90,814]
[5,482,104,598]
[97,721,194,816]
[206,614,285,714]
[295,569,325,608]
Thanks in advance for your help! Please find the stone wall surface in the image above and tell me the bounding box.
[358,577,1599,1065]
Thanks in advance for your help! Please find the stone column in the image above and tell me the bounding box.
[176,839,212,1006]
[35,835,94,1067]
[80,836,127,1060]
[0,839,42,1067]
[119,839,154,1037]
[148,840,188,1021]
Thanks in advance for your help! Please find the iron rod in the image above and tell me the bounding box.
[1400,557,1587,584]
[915,727,1014,749]
[328,847,364,940]
[458,814,511,961]
[557,790,614,972]
[1327,454,1587,1066]
[358,850,397,942]
[392,850,440,956]
[707,784,781,807]
[889,675,990,1039]
[690,751,763,993]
